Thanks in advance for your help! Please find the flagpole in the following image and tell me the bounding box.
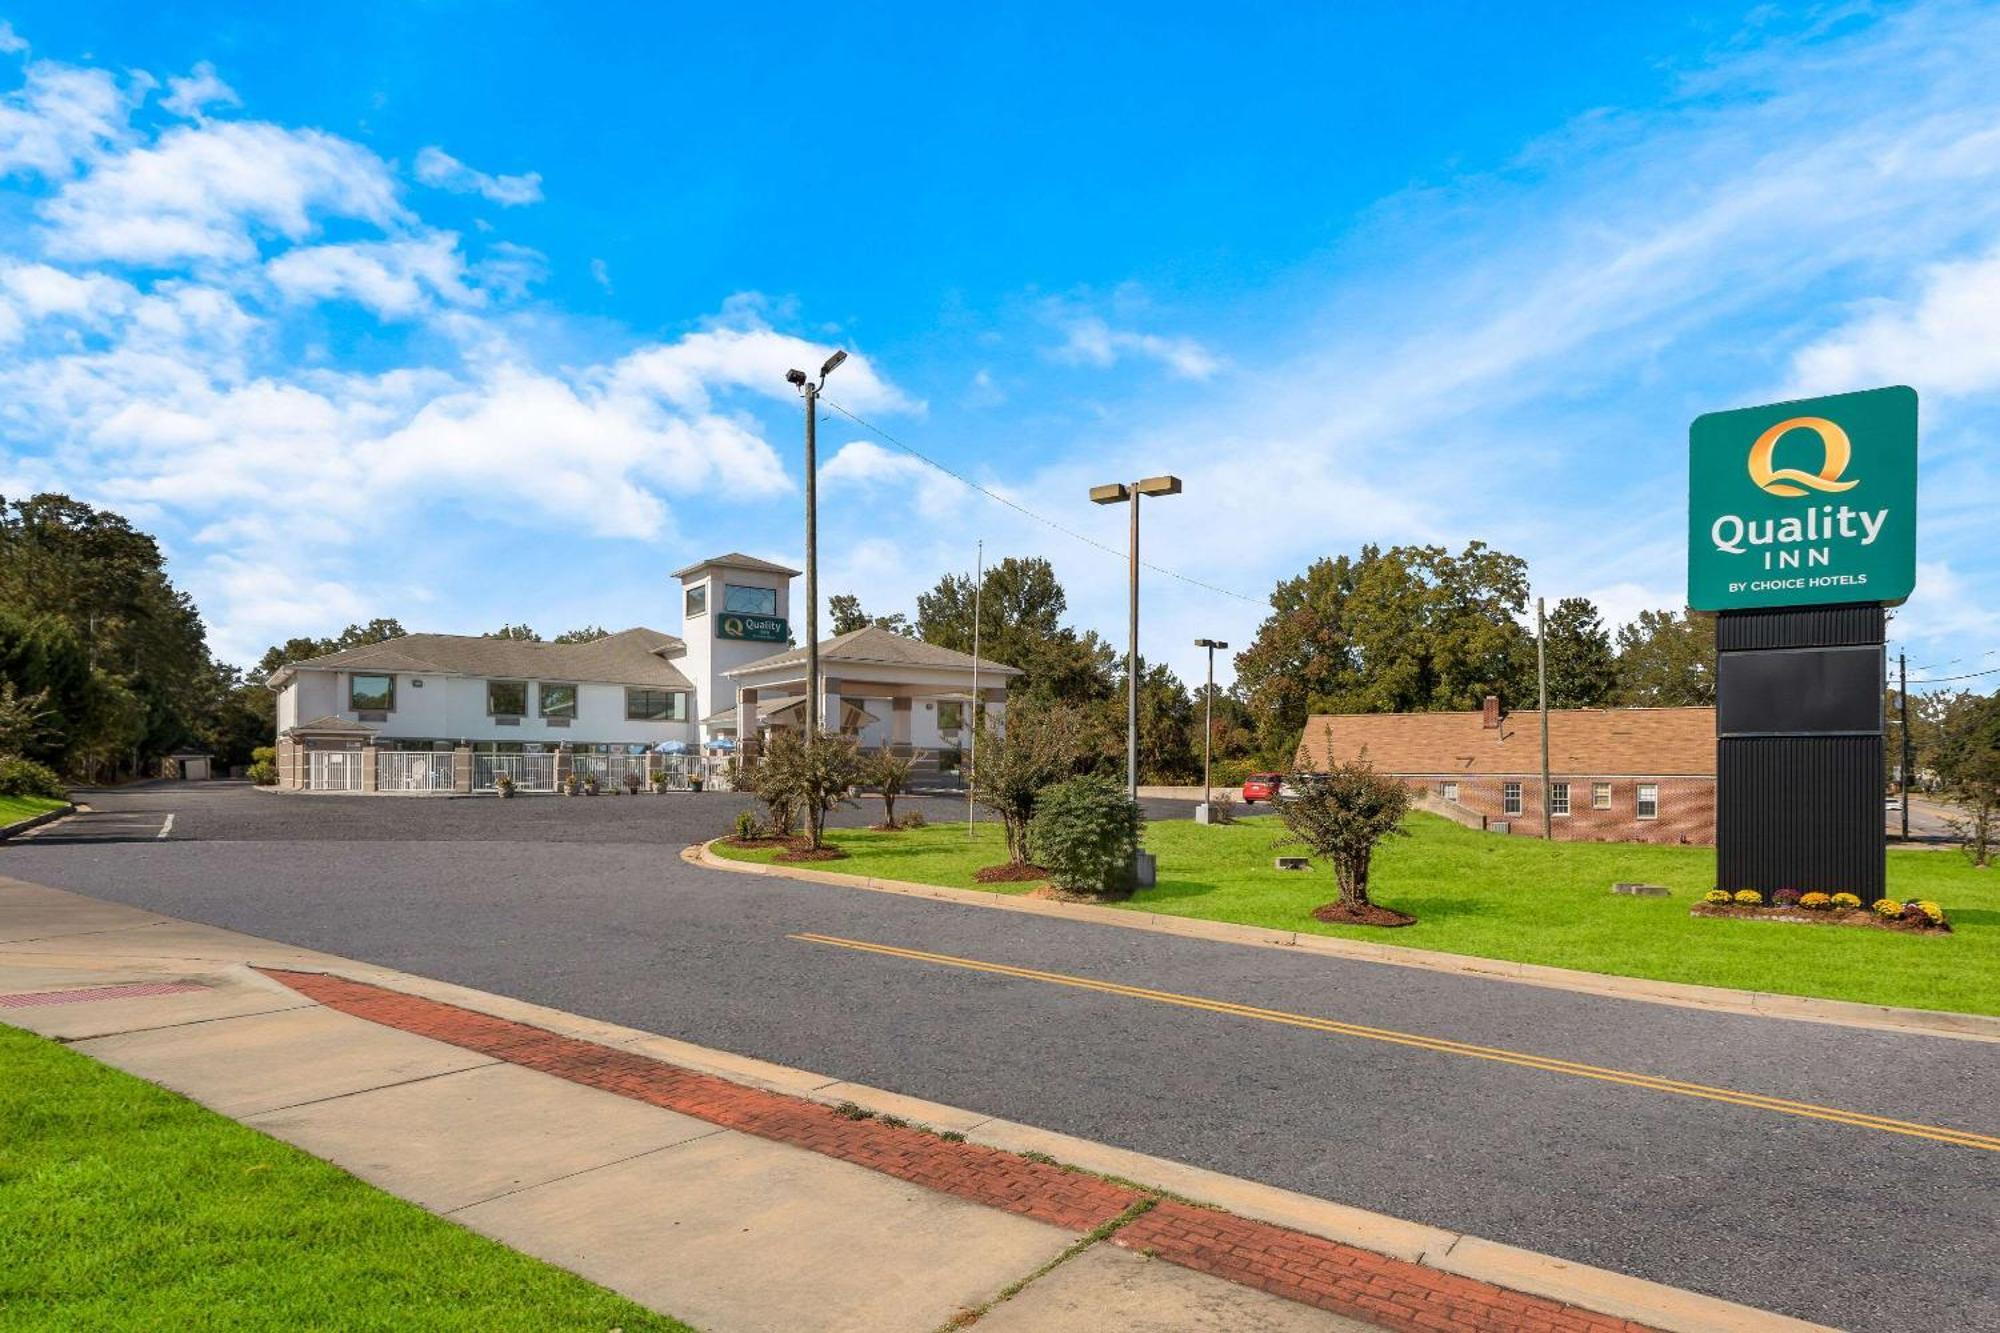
[968,539,982,837]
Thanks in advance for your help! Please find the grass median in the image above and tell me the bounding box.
[713,812,1999,1016]
[0,794,67,829]
[0,1024,693,1331]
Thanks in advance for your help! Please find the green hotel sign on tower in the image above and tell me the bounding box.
[1687,385,1918,611]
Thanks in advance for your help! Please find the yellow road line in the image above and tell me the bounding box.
[790,932,2000,1153]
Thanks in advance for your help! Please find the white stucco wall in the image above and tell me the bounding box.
[678,563,794,726]
[277,669,697,748]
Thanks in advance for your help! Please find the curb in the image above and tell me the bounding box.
[0,803,75,841]
[690,840,2000,1043]
[259,958,1828,1333]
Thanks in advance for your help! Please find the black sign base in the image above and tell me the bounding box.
[1714,605,1885,902]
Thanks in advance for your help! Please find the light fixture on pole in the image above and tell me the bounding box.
[1089,474,1182,803]
[1193,637,1228,823]
[784,350,848,742]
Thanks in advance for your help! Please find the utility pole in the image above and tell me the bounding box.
[1194,638,1229,822]
[1899,652,1911,842]
[785,351,847,743]
[1537,596,1551,840]
[969,539,982,836]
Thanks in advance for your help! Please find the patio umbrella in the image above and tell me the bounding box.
[655,741,690,754]
[706,737,737,751]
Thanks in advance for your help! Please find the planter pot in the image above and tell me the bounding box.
[497,787,515,799]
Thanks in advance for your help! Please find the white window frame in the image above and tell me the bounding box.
[1440,781,1459,804]
[1636,783,1660,820]
[349,672,395,713]
[1502,781,1523,817]
[1550,781,1570,817]
[1592,781,1612,810]
[538,682,578,720]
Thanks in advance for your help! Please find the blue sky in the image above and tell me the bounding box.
[1,2,1997,691]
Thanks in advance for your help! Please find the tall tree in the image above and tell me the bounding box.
[916,556,1115,704]
[1934,690,2000,867]
[1613,610,1716,706]
[552,625,610,643]
[252,619,408,683]
[828,594,908,637]
[484,623,541,641]
[1541,597,1618,707]
[1234,542,1535,758]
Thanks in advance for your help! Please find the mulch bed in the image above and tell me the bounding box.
[1026,884,1135,904]
[775,845,851,863]
[718,835,794,850]
[1310,900,1417,928]
[974,862,1051,884]
[1690,903,1951,933]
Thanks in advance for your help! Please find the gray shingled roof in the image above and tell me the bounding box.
[269,628,692,690]
[282,715,379,737]
[724,625,1020,679]
[670,551,803,579]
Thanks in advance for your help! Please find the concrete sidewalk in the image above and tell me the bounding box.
[0,876,1816,1333]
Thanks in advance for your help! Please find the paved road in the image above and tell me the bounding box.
[7,784,1996,1331]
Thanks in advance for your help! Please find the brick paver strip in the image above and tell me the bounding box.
[258,968,1659,1333]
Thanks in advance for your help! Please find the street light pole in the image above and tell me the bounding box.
[1090,476,1182,803]
[786,351,847,742]
[1194,638,1228,818]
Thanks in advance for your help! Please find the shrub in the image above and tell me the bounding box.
[1733,889,1763,906]
[1772,888,1802,907]
[250,745,277,766]
[582,773,601,795]
[734,810,758,841]
[623,770,643,795]
[1704,889,1732,904]
[494,772,516,794]
[1872,897,1903,919]
[1799,892,1832,910]
[651,769,671,790]
[1830,892,1862,909]
[900,808,926,830]
[1030,773,1144,896]
[0,755,66,800]
[752,730,863,851]
[246,759,278,786]
[1275,738,1412,914]
[971,701,1105,866]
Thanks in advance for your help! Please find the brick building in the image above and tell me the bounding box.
[1294,697,1716,845]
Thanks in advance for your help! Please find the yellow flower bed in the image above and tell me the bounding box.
[1732,889,1762,905]
[1799,892,1832,910]
[1704,889,1732,904]
[1830,892,1862,909]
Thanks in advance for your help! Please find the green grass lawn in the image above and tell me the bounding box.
[0,1025,693,1331]
[715,813,2000,1016]
[0,794,67,828]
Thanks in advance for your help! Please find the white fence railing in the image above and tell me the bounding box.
[473,753,557,792]
[307,749,362,792]
[377,751,454,793]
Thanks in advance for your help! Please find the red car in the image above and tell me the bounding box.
[1241,773,1282,805]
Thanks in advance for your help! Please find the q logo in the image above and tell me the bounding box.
[1747,416,1859,497]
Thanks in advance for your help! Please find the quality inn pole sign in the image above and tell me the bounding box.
[1687,385,1917,611]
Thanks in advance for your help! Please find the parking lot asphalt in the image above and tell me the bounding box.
[6,782,1996,1332]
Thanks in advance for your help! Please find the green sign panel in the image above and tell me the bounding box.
[1688,385,1917,611]
[716,613,788,643]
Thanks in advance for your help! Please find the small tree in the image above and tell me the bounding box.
[755,730,865,851]
[1276,738,1411,919]
[1031,774,1144,896]
[971,700,1102,865]
[0,682,53,758]
[864,747,927,829]
[1936,693,2000,868]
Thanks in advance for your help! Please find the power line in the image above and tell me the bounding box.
[1905,662,2000,686]
[1903,645,2000,674]
[820,396,1264,606]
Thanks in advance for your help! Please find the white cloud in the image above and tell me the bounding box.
[608,323,919,416]
[42,120,406,264]
[1048,308,1221,380]
[590,256,611,292]
[0,21,28,56]
[267,234,480,318]
[1789,245,2000,398]
[160,61,240,120]
[820,439,966,515]
[413,145,542,207]
[0,61,138,179]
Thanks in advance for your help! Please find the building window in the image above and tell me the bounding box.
[722,584,777,616]
[685,585,707,617]
[1502,781,1522,817]
[487,680,528,717]
[1440,781,1459,804]
[626,688,687,721]
[1636,783,1660,820]
[936,701,964,731]
[539,682,577,720]
[1593,781,1612,810]
[349,673,394,712]
[1550,782,1570,817]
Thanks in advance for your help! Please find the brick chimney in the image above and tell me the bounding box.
[1482,695,1501,730]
